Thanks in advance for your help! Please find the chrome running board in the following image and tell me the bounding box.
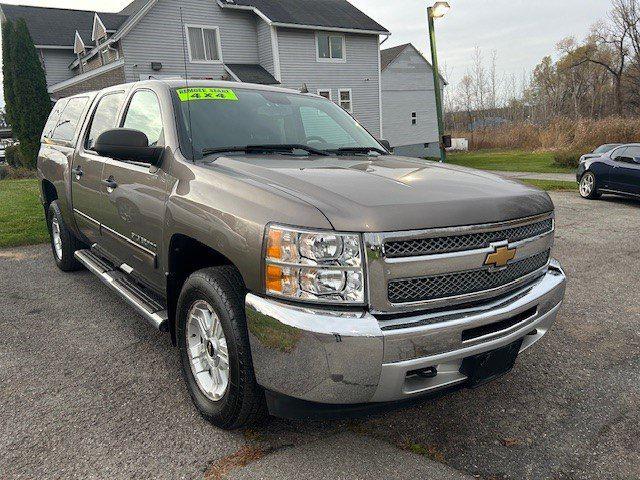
[74,249,169,332]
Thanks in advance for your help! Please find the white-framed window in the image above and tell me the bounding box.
[317,89,332,101]
[316,32,346,62]
[411,112,417,125]
[338,89,353,113]
[185,25,222,64]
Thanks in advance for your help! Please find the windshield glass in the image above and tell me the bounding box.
[173,87,382,159]
[593,144,618,154]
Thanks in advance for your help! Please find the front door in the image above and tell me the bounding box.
[72,91,127,244]
[610,145,640,195]
[99,89,168,290]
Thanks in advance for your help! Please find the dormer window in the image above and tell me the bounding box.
[73,30,85,55]
[92,13,108,44]
[316,32,345,62]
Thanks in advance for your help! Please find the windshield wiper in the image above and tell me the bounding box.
[202,144,329,157]
[325,146,388,156]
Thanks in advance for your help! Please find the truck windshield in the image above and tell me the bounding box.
[174,87,384,159]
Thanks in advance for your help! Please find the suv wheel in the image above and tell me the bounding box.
[47,200,84,271]
[176,266,267,429]
[579,172,601,199]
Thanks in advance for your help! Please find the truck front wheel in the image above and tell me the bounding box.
[47,200,84,272]
[176,266,267,429]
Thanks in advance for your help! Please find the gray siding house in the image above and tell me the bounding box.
[381,43,446,158]
[0,0,389,138]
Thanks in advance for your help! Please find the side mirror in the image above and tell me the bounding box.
[378,139,392,152]
[634,156,640,165]
[94,128,163,165]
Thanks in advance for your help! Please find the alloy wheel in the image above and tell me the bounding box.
[51,216,63,260]
[186,300,230,401]
[580,173,595,198]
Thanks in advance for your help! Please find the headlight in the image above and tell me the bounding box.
[264,225,365,304]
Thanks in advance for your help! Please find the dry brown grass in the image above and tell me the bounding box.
[454,116,640,152]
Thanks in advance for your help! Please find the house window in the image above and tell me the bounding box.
[186,25,222,63]
[317,89,332,101]
[339,89,352,113]
[411,112,417,125]
[316,32,345,62]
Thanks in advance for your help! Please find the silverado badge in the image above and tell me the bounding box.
[484,245,517,268]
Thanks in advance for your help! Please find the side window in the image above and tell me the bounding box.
[42,99,67,139]
[85,92,126,151]
[623,146,640,161]
[611,147,627,161]
[51,97,89,142]
[317,89,331,101]
[338,89,353,113]
[122,90,164,146]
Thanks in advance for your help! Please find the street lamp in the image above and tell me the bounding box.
[427,1,449,162]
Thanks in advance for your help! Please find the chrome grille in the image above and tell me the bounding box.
[388,250,550,304]
[384,218,553,258]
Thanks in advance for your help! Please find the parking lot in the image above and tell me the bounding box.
[1,192,639,480]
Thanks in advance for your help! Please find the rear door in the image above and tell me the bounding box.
[610,145,640,195]
[99,88,168,290]
[72,91,126,244]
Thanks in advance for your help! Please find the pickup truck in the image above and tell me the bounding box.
[38,80,566,429]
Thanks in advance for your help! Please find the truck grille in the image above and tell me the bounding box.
[388,250,550,304]
[384,218,553,258]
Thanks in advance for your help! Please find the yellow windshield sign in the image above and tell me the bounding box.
[177,88,238,102]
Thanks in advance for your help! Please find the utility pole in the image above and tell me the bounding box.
[427,2,450,162]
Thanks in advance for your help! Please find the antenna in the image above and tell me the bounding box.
[179,6,196,163]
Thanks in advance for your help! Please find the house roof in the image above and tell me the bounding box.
[0,4,128,47]
[381,43,448,85]
[225,64,280,85]
[118,0,151,16]
[219,0,389,34]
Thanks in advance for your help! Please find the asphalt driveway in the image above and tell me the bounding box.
[1,192,639,480]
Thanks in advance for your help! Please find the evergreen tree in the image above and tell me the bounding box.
[2,20,17,133]
[10,19,51,168]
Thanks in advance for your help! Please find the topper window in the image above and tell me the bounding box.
[316,33,345,62]
[186,26,221,63]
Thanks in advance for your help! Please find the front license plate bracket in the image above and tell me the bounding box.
[459,339,524,388]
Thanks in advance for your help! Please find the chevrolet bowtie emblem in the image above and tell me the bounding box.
[484,245,517,268]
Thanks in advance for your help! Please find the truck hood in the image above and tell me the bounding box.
[207,155,554,232]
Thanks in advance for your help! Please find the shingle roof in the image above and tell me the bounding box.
[225,64,279,85]
[118,0,150,16]
[219,0,389,33]
[380,43,409,70]
[0,4,128,46]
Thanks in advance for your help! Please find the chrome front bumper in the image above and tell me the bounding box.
[246,260,566,405]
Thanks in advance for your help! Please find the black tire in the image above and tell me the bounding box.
[47,200,84,272]
[176,266,267,429]
[579,171,602,199]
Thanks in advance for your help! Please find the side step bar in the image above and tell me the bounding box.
[74,249,169,332]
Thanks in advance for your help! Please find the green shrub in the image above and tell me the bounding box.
[5,144,25,168]
[0,164,36,180]
[553,150,582,169]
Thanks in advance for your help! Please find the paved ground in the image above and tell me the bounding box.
[1,192,639,480]
[494,171,576,182]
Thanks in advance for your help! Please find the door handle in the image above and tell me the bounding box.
[71,166,83,178]
[102,178,118,191]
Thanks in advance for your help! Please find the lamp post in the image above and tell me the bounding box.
[427,1,449,162]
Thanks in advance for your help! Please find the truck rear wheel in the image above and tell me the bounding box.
[176,266,267,429]
[47,200,84,272]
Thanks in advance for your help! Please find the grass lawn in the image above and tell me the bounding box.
[0,179,49,249]
[520,179,578,191]
[447,149,573,174]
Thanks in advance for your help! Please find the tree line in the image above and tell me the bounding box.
[446,0,640,131]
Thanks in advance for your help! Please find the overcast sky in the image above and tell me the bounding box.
[0,0,614,107]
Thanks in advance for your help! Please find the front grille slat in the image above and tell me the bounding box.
[388,250,550,304]
[385,218,553,258]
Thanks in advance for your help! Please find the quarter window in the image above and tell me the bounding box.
[51,97,89,142]
[317,32,345,61]
[338,89,352,113]
[187,26,221,63]
[86,92,126,151]
[122,90,164,146]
